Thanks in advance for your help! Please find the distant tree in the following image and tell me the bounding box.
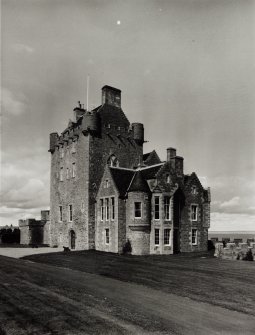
[243,249,254,261]
[13,228,20,244]
[208,240,215,251]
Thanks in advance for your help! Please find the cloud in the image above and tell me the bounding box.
[220,196,240,209]
[0,148,50,226]
[210,212,255,231]
[1,88,27,116]
[12,43,34,54]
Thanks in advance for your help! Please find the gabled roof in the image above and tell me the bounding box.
[127,170,150,193]
[184,172,204,190]
[140,163,164,180]
[109,167,135,197]
[143,150,161,166]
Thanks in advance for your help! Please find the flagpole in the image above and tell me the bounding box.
[86,75,90,111]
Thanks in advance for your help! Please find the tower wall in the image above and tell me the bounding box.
[49,86,144,250]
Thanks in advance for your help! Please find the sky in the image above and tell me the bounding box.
[1,0,255,231]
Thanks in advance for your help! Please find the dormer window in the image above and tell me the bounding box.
[107,155,119,167]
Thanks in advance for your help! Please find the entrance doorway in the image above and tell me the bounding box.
[69,230,76,249]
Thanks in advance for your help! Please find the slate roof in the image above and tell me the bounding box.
[140,163,164,180]
[143,150,161,166]
[127,170,151,193]
[93,104,130,128]
[109,167,135,197]
[109,163,163,197]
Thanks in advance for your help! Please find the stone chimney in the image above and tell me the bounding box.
[102,85,121,108]
[167,147,176,161]
[167,148,183,176]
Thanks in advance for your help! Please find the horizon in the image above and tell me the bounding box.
[1,0,255,231]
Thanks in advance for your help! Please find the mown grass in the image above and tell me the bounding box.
[24,250,255,315]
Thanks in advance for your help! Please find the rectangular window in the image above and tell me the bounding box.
[134,202,142,218]
[164,229,171,245]
[66,168,69,179]
[69,204,73,222]
[72,162,76,178]
[191,205,198,221]
[100,199,104,221]
[59,206,63,222]
[192,229,198,245]
[60,167,63,181]
[60,147,64,158]
[154,196,160,220]
[105,229,109,244]
[71,142,76,153]
[106,198,109,221]
[155,229,160,245]
[111,197,115,220]
[164,197,171,220]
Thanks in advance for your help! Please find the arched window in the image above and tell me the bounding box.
[107,155,119,167]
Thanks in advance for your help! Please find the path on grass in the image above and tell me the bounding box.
[0,247,63,258]
[0,256,254,334]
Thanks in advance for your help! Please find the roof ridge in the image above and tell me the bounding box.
[138,162,164,171]
[110,166,135,171]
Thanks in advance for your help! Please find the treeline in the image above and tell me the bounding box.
[0,228,20,244]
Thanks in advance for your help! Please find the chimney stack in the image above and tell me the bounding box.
[167,147,176,161]
[102,85,121,108]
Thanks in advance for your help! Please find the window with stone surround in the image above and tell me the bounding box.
[164,229,171,245]
[60,167,63,181]
[166,174,170,183]
[60,147,64,158]
[59,206,63,222]
[71,141,76,153]
[66,168,69,179]
[105,198,109,221]
[155,229,159,245]
[105,179,109,188]
[111,197,115,220]
[164,197,171,220]
[105,229,109,244]
[100,199,104,221]
[68,205,73,222]
[192,229,198,245]
[191,186,197,195]
[191,205,198,221]
[134,202,142,218]
[72,162,76,178]
[154,196,160,220]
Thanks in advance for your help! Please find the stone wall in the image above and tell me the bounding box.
[50,97,143,250]
[215,242,255,260]
[19,219,46,245]
[126,191,151,255]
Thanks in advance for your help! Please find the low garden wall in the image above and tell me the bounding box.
[214,242,255,261]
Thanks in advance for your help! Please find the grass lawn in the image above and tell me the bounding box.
[25,250,255,316]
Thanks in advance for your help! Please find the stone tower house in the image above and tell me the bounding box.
[49,86,144,249]
[49,85,210,253]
